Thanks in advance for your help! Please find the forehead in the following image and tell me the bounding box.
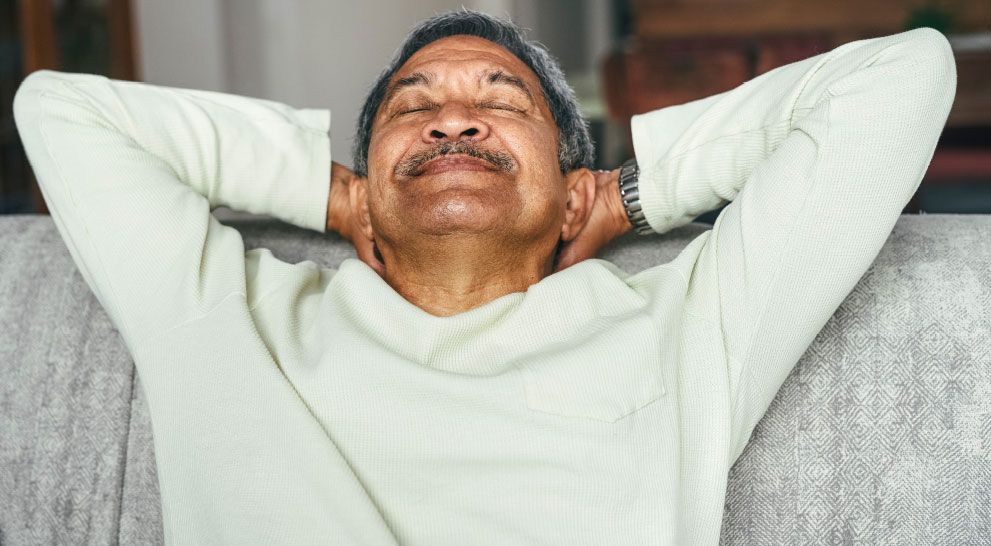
[395,35,539,86]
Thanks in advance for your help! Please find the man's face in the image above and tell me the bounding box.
[362,35,569,256]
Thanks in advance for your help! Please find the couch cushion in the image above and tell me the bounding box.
[0,214,136,544]
[2,211,989,545]
[719,214,991,545]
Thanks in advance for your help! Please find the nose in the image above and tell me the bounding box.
[420,102,491,144]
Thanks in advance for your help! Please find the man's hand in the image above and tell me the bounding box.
[554,168,632,273]
[327,162,385,276]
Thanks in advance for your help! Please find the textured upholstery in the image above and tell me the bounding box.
[1,211,989,545]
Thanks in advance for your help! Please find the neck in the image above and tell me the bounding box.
[379,235,556,317]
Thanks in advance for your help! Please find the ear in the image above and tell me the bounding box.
[348,175,374,242]
[559,168,595,242]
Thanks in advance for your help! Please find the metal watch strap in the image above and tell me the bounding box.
[618,157,653,235]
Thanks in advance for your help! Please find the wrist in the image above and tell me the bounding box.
[617,157,653,235]
[606,168,633,236]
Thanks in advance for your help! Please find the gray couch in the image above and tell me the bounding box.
[2,210,989,545]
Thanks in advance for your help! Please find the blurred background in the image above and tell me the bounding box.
[1,0,989,223]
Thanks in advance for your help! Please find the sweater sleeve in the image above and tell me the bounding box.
[629,28,956,456]
[13,69,332,350]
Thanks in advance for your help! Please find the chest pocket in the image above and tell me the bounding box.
[513,313,668,423]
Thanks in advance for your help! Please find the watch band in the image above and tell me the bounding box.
[618,157,653,235]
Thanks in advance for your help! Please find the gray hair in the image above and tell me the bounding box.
[351,9,594,177]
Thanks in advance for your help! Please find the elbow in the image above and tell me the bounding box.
[13,69,63,127]
[911,26,956,68]
[907,27,957,116]
[14,70,117,140]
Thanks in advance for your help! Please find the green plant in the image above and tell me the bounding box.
[903,2,956,34]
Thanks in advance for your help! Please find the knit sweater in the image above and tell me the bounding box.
[13,27,955,546]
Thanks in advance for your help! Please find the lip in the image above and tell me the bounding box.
[415,155,498,176]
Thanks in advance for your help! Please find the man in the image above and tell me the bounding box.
[13,9,954,546]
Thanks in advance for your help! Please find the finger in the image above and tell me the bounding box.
[354,238,386,277]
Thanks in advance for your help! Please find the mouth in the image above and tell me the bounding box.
[414,154,501,176]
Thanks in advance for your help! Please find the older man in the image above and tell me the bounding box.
[13,9,954,546]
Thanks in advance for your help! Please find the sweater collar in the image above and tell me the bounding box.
[324,258,648,375]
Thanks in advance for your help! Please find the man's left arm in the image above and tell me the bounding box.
[625,29,956,459]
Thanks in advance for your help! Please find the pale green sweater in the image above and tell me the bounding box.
[13,28,955,546]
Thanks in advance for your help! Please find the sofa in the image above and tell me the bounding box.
[1,209,989,545]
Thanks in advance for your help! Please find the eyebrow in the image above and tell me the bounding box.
[384,72,431,104]
[483,70,535,106]
[382,69,536,109]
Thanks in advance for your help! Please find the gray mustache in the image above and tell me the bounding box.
[394,140,516,176]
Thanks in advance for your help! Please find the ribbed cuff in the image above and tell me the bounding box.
[260,108,332,234]
[630,93,724,235]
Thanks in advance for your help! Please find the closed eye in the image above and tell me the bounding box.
[478,101,526,114]
[399,106,433,115]
[391,102,437,119]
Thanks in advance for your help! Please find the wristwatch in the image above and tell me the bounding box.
[618,157,653,235]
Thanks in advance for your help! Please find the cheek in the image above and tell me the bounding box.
[502,118,559,174]
[367,122,416,174]
[501,149,567,233]
[500,123,564,196]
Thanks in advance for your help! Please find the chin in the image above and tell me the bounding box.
[407,188,519,236]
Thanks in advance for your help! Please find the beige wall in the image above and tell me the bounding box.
[134,0,526,167]
[134,0,227,92]
[132,0,615,169]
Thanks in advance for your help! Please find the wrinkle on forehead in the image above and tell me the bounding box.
[390,35,549,112]
[405,35,528,67]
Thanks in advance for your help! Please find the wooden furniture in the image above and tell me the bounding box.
[1,0,138,215]
[603,0,991,214]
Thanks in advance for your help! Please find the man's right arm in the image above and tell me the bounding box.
[14,70,333,349]
[629,28,956,459]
